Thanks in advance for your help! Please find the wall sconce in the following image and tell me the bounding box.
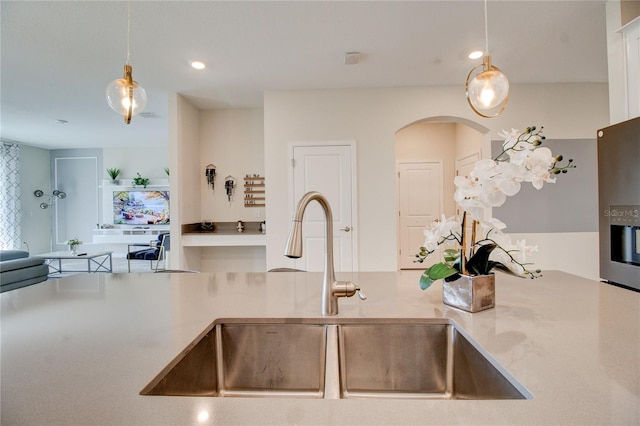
[205,164,216,190]
[225,175,236,202]
[34,189,66,209]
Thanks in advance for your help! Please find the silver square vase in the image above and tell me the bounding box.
[442,274,495,313]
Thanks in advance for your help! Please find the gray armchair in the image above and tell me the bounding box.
[126,233,170,272]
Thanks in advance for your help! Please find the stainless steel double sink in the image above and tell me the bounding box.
[141,318,531,400]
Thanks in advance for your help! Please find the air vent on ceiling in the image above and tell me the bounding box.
[344,52,360,65]
[139,112,160,119]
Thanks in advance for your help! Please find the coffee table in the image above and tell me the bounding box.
[39,251,113,274]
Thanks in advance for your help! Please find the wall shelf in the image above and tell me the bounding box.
[99,178,170,190]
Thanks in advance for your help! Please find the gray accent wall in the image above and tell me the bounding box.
[50,149,103,250]
[490,139,598,233]
[20,144,52,254]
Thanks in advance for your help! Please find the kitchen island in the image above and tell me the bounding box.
[1,270,638,425]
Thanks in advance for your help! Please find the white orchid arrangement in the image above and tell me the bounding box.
[416,126,575,290]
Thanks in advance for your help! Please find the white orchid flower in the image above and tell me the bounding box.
[479,178,508,207]
[480,217,507,231]
[458,198,489,222]
[498,128,521,149]
[417,126,572,284]
[497,161,525,183]
[422,215,461,252]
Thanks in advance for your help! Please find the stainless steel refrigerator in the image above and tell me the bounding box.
[597,117,640,291]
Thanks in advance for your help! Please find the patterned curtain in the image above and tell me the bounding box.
[0,143,21,250]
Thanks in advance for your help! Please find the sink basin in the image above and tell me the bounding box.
[338,319,530,399]
[141,319,327,398]
[141,318,531,400]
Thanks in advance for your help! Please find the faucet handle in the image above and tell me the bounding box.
[334,281,366,301]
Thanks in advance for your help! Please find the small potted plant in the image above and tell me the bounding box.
[107,168,121,184]
[132,173,150,188]
[65,238,82,254]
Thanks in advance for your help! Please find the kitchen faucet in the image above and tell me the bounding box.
[284,191,366,316]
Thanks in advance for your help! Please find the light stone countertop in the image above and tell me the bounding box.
[1,270,638,425]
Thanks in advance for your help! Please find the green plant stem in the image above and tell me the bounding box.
[474,235,540,278]
[493,127,544,162]
[460,212,468,275]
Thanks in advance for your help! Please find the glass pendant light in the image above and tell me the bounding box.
[465,0,509,118]
[106,2,147,124]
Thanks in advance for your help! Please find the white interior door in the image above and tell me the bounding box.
[290,143,356,272]
[398,162,442,269]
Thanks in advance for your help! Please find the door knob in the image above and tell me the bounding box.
[340,226,351,232]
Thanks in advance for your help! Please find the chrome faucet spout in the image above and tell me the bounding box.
[284,191,362,316]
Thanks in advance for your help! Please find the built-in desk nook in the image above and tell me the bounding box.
[181,222,266,247]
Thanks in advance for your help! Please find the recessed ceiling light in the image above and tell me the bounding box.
[190,61,206,70]
[468,50,484,60]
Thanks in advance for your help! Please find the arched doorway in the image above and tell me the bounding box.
[395,116,488,270]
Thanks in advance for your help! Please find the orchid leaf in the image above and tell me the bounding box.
[490,262,526,278]
[428,262,459,280]
[420,263,458,290]
[419,273,435,290]
[466,243,497,275]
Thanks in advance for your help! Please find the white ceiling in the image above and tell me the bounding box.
[0,0,608,150]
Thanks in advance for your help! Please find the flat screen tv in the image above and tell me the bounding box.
[113,191,170,225]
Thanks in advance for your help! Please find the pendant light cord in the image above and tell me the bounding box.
[126,1,131,65]
[484,0,489,55]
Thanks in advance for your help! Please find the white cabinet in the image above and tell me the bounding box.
[621,17,640,118]
[93,228,169,244]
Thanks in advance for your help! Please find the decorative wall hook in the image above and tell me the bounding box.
[205,164,216,190]
[224,175,236,202]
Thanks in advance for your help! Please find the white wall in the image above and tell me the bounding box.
[196,109,266,272]
[102,147,169,182]
[455,123,485,160]
[509,232,600,281]
[169,94,202,271]
[19,144,52,254]
[199,109,265,222]
[264,83,610,277]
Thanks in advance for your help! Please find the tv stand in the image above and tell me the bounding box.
[93,227,169,244]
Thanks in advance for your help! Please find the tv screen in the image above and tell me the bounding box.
[113,191,170,225]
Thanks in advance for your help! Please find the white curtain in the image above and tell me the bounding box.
[0,143,21,250]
